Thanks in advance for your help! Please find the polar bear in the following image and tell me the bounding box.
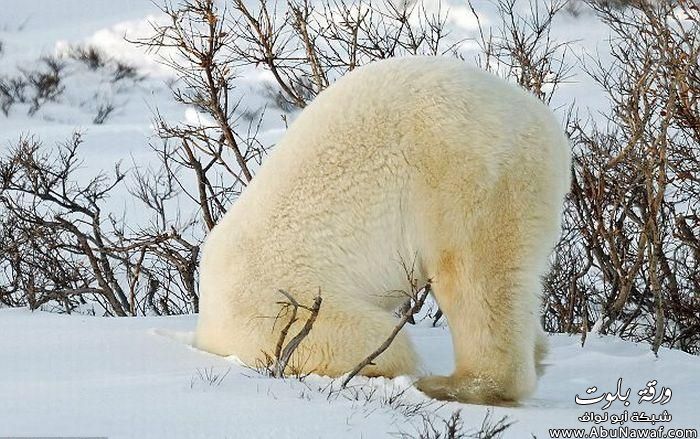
[194,56,571,405]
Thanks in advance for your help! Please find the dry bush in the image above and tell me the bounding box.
[0,134,201,315]
[0,73,28,116]
[68,44,143,83]
[24,56,65,115]
[226,0,461,107]
[397,410,513,439]
[0,56,65,116]
[93,101,116,124]
[134,0,263,230]
[543,0,700,354]
[0,134,129,314]
[0,46,140,118]
[189,366,232,388]
[469,0,573,104]
[69,45,108,70]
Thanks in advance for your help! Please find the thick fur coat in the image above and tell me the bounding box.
[194,56,571,405]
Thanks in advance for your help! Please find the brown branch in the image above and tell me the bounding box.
[272,290,323,378]
[341,281,431,388]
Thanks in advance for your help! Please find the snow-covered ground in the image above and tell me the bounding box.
[1,307,699,438]
[2,1,699,438]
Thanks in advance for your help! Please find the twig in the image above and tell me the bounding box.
[341,281,431,388]
[273,290,323,377]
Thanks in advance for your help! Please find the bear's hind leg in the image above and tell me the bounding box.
[416,197,549,405]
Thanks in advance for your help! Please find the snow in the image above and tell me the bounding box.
[2,1,699,437]
[0,307,698,438]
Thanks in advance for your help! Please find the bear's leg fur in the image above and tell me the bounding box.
[415,180,551,405]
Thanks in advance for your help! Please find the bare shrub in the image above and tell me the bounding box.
[319,380,445,419]
[93,101,116,124]
[0,74,28,116]
[0,56,65,116]
[112,61,141,82]
[69,45,107,70]
[134,0,266,230]
[0,134,129,314]
[227,0,461,108]
[68,44,143,82]
[0,46,141,117]
[468,0,573,104]
[189,366,232,388]
[0,133,202,316]
[544,0,700,354]
[397,410,513,439]
[25,56,65,115]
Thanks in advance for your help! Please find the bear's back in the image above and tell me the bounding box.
[235,57,566,220]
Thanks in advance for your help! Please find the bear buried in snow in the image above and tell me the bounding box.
[195,56,571,405]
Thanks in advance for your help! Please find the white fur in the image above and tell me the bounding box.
[194,56,571,405]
